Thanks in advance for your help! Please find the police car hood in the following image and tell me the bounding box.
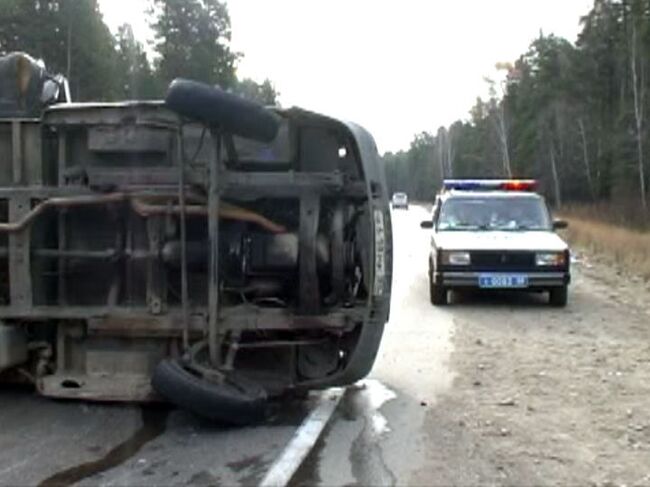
[436,231,568,252]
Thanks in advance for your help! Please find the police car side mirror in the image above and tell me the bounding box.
[553,219,568,230]
[420,220,433,229]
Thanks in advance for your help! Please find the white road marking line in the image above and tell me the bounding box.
[259,388,344,487]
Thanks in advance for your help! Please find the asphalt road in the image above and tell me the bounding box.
[2,207,648,486]
[0,390,313,486]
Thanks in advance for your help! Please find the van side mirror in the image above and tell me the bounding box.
[41,79,60,104]
[420,220,433,229]
[553,219,568,230]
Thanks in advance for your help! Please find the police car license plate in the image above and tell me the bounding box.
[478,274,528,288]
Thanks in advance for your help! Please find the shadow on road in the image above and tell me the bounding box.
[449,289,553,308]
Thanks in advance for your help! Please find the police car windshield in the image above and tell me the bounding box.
[438,196,551,231]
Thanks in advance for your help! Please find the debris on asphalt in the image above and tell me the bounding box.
[497,398,517,407]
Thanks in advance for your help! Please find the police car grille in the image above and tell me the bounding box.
[470,251,535,269]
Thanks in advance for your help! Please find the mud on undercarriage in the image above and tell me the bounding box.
[0,53,392,423]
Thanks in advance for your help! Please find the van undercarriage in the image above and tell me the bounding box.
[0,54,392,422]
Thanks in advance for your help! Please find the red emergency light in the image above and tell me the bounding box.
[500,180,537,191]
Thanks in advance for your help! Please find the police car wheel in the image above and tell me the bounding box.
[549,286,568,307]
[429,274,447,306]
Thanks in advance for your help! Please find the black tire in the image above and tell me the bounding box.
[549,286,568,307]
[151,359,268,425]
[165,78,281,143]
[429,270,447,305]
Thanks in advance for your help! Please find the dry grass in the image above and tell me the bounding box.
[561,202,649,230]
[560,213,650,280]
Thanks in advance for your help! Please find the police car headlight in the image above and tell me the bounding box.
[443,251,471,266]
[535,252,566,267]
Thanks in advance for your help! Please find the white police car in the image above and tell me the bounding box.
[420,179,570,306]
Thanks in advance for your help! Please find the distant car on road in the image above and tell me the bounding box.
[391,192,409,209]
[421,179,570,307]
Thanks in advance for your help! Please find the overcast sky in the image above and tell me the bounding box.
[99,0,593,153]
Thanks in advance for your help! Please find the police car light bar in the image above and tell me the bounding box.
[442,179,537,192]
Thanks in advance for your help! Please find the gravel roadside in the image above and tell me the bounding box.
[411,258,650,486]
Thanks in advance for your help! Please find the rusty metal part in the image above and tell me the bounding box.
[16,54,33,97]
[0,192,286,234]
[0,193,127,233]
[131,199,287,233]
[38,373,158,402]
